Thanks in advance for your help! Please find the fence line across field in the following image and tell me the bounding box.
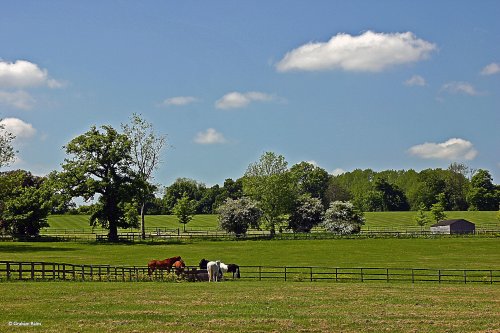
[0,261,498,284]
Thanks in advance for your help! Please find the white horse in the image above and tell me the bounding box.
[206,260,221,282]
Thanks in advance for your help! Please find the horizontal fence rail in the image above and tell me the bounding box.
[6,228,495,243]
[0,261,498,284]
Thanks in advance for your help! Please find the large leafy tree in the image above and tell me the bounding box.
[445,163,470,211]
[288,195,324,233]
[467,169,499,211]
[290,162,330,205]
[243,152,297,236]
[373,177,409,211]
[122,114,167,239]
[217,197,262,236]
[0,120,16,167]
[58,125,140,241]
[164,178,206,213]
[0,170,51,237]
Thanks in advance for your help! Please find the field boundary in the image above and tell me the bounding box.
[3,228,499,242]
[0,261,498,284]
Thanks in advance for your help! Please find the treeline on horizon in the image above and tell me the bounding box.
[72,162,499,215]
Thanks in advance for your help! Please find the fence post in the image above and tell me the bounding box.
[31,262,35,280]
[63,264,66,280]
[284,267,287,281]
[464,270,467,284]
[99,266,102,282]
[259,266,262,281]
[360,268,364,282]
[335,268,338,282]
[491,270,493,284]
[386,268,389,283]
[310,267,313,282]
[411,269,414,283]
[438,270,441,283]
[6,262,10,280]
[42,263,45,280]
[19,262,23,280]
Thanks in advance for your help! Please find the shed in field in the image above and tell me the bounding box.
[430,219,475,234]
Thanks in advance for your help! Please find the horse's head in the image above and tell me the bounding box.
[199,258,209,269]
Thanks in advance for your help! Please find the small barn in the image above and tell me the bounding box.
[430,219,475,234]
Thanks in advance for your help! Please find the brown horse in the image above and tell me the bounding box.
[147,256,181,276]
[172,259,186,276]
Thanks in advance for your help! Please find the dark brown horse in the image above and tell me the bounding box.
[199,258,209,269]
[147,256,181,276]
[226,264,241,279]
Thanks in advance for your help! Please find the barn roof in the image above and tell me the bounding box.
[431,219,474,227]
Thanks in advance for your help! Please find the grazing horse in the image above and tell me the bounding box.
[172,259,186,276]
[219,263,241,279]
[206,261,221,282]
[226,263,241,279]
[147,256,181,276]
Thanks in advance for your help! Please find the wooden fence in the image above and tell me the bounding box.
[0,261,498,284]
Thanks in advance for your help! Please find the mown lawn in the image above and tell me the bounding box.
[45,211,500,233]
[1,238,499,269]
[0,281,498,332]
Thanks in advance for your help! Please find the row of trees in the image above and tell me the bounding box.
[159,163,499,216]
[1,115,499,240]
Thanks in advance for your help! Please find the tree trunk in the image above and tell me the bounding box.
[269,223,276,238]
[140,202,146,240]
[108,222,118,242]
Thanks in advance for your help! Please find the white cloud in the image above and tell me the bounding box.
[194,128,227,145]
[480,63,500,76]
[161,96,198,107]
[215,91,276,109]
[331,168,346,176]
[404,75,426,86]
[0,60,62,88]
[276,31,436,72]
[0,117,37,140]
[408,138,478,161]
[441,81,480,96]
[0,90,35,110]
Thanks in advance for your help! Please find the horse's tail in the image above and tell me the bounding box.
[147,261,155,276]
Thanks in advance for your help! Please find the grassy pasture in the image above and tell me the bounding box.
[1,238,499,269]
[45,211,500,233]
[0,281,498,332]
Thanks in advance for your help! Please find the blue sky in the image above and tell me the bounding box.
[1,0,499,186]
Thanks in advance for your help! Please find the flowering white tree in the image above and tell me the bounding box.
[323,201,365,234]
[217,197,262,237]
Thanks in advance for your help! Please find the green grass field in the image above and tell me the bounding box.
[1,238,499,269]
[0,281,498,333]
[7,213,500,333]
[45,211,500,234]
